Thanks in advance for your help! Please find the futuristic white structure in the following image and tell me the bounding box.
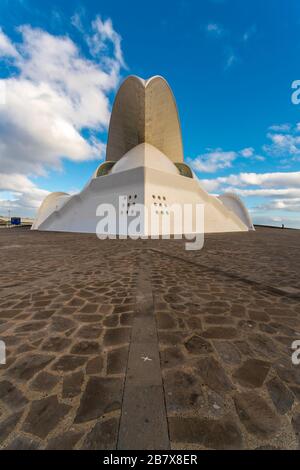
[32,75,254,235]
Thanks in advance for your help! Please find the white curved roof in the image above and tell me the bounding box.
[106,75,184,163]
[218,192,254,230]
[111,143,180,175]
[32,191,70,230]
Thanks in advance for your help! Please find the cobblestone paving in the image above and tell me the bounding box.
[0,231,138,450]
[161,227,300,292]
[149,249,300,449]
[0,228,300,449]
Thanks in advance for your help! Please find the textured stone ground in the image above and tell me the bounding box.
[0,227,300,450]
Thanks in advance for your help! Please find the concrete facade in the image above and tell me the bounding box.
[32,75,253,235]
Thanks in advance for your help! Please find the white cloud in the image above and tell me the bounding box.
[0,16,125,216]
[206,23,223,36]
[201,171,300,192]
[189,149,237,173]
[264,132,300,156]
[268,123,291,132]
[229,171,300,188]
[190,122,300,229]
[0,173,49,217]
[240,147,254,158]
[263,124,300,161]
[243,25,256,42]
[0,18,125,174]
[88,16,125,67]
[0,27,19,58]
[227,187,300,198]
[254,198,300,213]
[191,123,300,183]
[199,170,300,228]
[71,12,84,32]
[225,51,237,70]
[189,147,263,174]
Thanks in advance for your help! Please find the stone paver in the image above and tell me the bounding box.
[0,230,137,449]
[0,227,300,449]
[149,233,300,449]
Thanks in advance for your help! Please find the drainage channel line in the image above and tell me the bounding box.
[117,252,170,450]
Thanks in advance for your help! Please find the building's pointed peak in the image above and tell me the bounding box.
[106,74,183,163]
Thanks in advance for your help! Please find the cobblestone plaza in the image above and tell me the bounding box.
[0,227,300,449]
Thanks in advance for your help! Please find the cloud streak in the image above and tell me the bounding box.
[206,23,223,37]
[0,173,50,215]
[200,171,300,221]
[189,147,263,174]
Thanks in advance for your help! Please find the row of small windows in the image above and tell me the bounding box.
[123,194,167,202]
[155,210,169,215]
[153,195,168,215]
[119,193,170,215]
[122,202,137,207]
[121,209,170,216]
[121,195,138,208]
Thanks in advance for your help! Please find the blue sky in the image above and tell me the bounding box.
[0,0,300,228]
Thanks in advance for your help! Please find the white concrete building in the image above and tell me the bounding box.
[32,75,254,235]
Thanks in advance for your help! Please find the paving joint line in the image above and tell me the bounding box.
[117,252,170,450]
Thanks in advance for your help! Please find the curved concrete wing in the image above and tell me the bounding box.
[218,192,255,230]
[106,75,184,163]
[32,192,70,230]
[144,76,184,163]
